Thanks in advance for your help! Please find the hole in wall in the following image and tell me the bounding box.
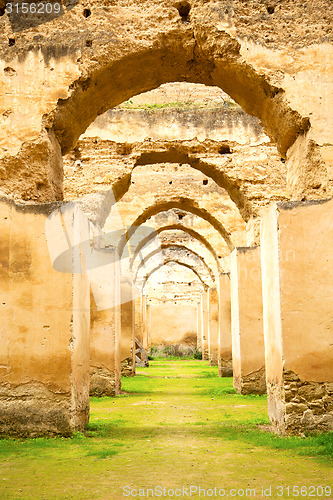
[178,214,184,220]
[86,39,92,47]
[176,1,191,22]
[83,8,91,18]
[219,143,231,154]
[8,38,15,46]
[188,283,191,286]
[169,181,173,185]
[3,67,16,76]
[267,5,275,14]
[203,179,208,186]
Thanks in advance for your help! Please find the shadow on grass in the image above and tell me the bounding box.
[0,415,332,465]
[85,419,333,465]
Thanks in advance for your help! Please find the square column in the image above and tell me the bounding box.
[0,198,90,436]
[120,279,136,377]
[142,295,148,350]
[218,273,233,377]
[135,295,143,344]
[146,303,152,353]
[231,246,266,395]
[201,288,209,360]
[197,301,203,351]
[89,249,121,396]
[261,200,333,434]
[208,287,219,366]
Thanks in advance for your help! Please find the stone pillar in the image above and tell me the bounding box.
[120,279,135,377]
[0,198,90,436]
[218,273,233,377]
[89,246,121,397]
[261,200,333,435]
[201,288,209,360]
[230,246,266,395]
[208,287,219,366]
[197,301,203,352]
[135,295,143,344]
[146,303,152,353]
[142,295,148,350]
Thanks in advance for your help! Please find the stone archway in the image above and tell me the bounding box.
[118,198,234,259]
[134,243,216,285]
[1,2,323,203]
[131,224,220,270]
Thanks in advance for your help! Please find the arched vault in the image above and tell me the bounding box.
[142,259,209,291]
[51,25,309,158]
[118,198,234,258]
[130,224,220,270]
[134,244,215,285]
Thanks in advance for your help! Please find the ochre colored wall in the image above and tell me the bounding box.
[231,246,265,394]
[0,197,90,435]
[150,303,197,346]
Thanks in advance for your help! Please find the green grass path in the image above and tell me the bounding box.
[0,360,332,499]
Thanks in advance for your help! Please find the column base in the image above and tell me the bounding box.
[89,367,119,397]
[0,382,89,437]
[268,369,333,435]
[234,367,266,395]
[218,358,233,377]
[121,357,135,377]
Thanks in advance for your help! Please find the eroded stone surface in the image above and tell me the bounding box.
[90,367,117,397]
[269,370,333,435]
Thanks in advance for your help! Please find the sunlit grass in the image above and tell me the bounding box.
[0,359,331,499]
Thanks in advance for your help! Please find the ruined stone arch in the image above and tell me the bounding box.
[133,147,253,221]
[118,198,234,258]
[50,25,308,160]
[142,259,209,291]
[130,224,220,270]
[1,1,328,205]
[134,243,216,285]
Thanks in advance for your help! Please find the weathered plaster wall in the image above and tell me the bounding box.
[261,200,333,434]
[120,281,135,377]
[218,273,232,377]
[201,289,209,360]
[208,287,219,365]
[90,250,121,397]
[150,303,197,347]
[83,107,268,145]
[135,295,143,344]
[0,0,331,202]
[231,246,266,395]
[0,197,90,436]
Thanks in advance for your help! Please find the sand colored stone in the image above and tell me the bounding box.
[231,247,266,395]
[201,289,209,361]
[120,280,135,377]
[218,273,233,377]
[0,197,90,436]
[150,303,197,347]
[261,199,333,434]
[135,295,144,345]
[208,287,219,366]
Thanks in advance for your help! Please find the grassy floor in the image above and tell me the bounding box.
[0,360,332,499]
